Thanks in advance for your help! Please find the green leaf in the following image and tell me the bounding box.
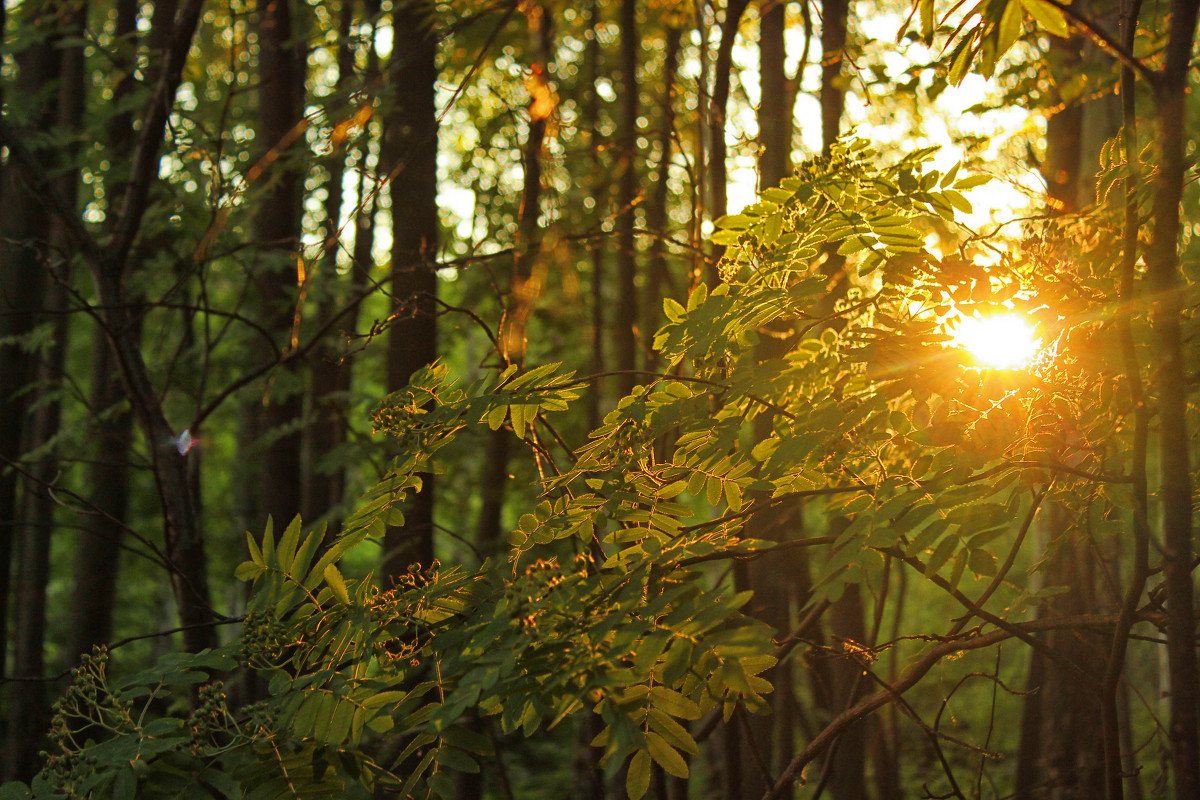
[650,687,702,720]
[112,766,136,800]
[942,189,972,213]
[968,548,998,577]
[725,482,743,512]
[486,403,508,430]
[920,0,934,43]
[646,731,689,778]
[437,746,480,773]
[235,560,265,581]
[838,236,870,256]
[925,535,958,576]
[706,476,722,507]
[647,709,699,755]
[1019,0,1069,36]
[947,35,976,86]
[261,517,276,561]
[997,0,1024,59]
[277,516,302,571]
[955,174,992,190]
[324,564,351,604]
[510,403,527,439]
[246,529,263,566]
[715,213,754,230]
[626,750,651,800]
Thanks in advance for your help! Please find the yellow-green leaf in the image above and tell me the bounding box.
[1019,0,1069,37]
[920,0,934,43]
[626,750,651,800]
[324,563,350,604]
[646,732,689,778]
[649,686,702,720]
[997,0,1024,59]
[486,403,508,430]
[235,560,264,582]
[647,709,699,755]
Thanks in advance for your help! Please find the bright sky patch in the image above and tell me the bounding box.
[949,313,1042,369]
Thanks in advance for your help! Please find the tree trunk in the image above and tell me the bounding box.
[1016,18,1120,797]
[305,0,364,532]
[726,5,798,796]
[476,2,553,556]
[250,0,307,532]
[69,0,140,667]
[614,0,641,397]
[707,0,751,282]
[585,0,608,430]
[6,0,84,779]
[0,5,58,693]
[1147,1,1200,794]
[643,26,681,375]
[382,0,439,578]
[1015,512,1107,800]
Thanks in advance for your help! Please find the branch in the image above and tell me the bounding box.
[0,117,108,268]
[107,0,208,269]
[1042,0,1158,87]
[762,612,1158,799]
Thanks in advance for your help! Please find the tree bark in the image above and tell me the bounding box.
[69,0,141,667]
[250,0,307,533]
[382,0,440,578]
[0,5,58,693]
[1016,19,1112,797]
[6,0,84,780]
[305,0,365,532]
[708,0,751,283]
[643,26,681,375]
[614,0,641,397]
[1148,0,1200,794]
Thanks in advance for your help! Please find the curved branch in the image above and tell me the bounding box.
[763,612,1159,799]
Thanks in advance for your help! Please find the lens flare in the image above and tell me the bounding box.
[949,313,1041,369]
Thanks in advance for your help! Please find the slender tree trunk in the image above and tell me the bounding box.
[643,26,681,375]
[1148,1,1200,794]
[382,0,439,578]
[820,0,848,155]
[692,1,710,288]
[1100,7,1149,799]
[814,3,868,796]
[728,6,797,796]
[6,0,84,779]
[586,0,606,430]
[0,7,57,693]
[1,12,65,779]
[70,0,140,666]
[614,0,641,397]
[708,0,751,282]
[1015,513,1107,800]
[251,0,307,532]
[305,0,361,531]
[477,3,551,558]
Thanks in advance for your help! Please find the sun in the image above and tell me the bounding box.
[949,313,1042,369]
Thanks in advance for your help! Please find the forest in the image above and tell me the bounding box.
[1,0,1199,797]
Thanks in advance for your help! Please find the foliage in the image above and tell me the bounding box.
[4,0,1198,794]
[5,130,1167,797]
